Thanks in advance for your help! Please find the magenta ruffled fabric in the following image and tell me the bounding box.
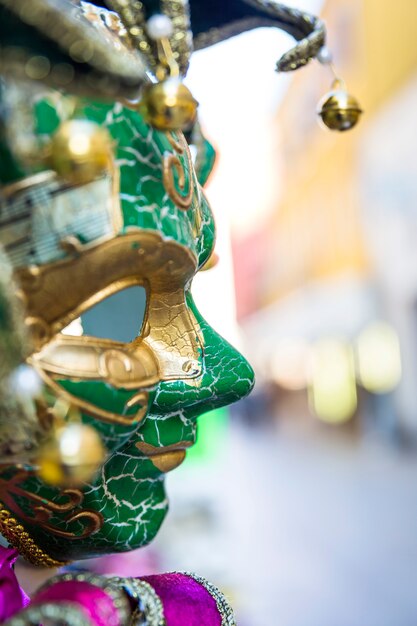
[33,580,123,626]
[141,573,222,626]
[0,554,224,626]
[0,546,29,620]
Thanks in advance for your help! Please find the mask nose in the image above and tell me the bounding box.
[190,297,255,410]
[150,306,255,416]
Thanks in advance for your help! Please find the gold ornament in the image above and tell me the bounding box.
[318,80,362,131]
[139,78,198,131]
[110,5,197,131]
[46,120,113,184]
[36,422,106,487]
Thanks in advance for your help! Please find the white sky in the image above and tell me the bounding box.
[186,0,325,238]
[189,1,325,345]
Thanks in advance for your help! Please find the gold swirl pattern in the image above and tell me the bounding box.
[163,132,194,211]
[0,467,104,542]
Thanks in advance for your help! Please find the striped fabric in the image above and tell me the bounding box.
[0,173,118,268]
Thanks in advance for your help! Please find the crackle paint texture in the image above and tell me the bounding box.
[0,90,255,561]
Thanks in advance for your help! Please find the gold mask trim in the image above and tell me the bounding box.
[33,367,150,426]
[15,230,203,425]
[135,440,192,473]
[163,132,194,211]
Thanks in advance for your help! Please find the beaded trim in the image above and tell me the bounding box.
[36,572,131,625]
[194,2,325,73]
[111,577,166,626]
[0,502,66,568]
[2,602,93,626]
[245,0,325,71]
[180,572,237,626]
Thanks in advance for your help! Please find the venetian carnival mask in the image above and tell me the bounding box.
[0,0,329,566]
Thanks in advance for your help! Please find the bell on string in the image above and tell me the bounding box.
[139,76,198,132]
[135,13,198,132]
[46,119,113,185]
[36,422,106,487]
[317,79,362,132]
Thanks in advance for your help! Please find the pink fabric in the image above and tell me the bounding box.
[85,546,160,577]
[140,573,222,626]
[33,580,122,626]
[0,546,29,620]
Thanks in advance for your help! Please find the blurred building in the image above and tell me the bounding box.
[241,0,417,432]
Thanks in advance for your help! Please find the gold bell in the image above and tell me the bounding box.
[318,80,362,131]
[36,422,106,487]
[47,120,113,185]
[139,77,198,132]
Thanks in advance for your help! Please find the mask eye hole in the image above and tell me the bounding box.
[63,286,147,343]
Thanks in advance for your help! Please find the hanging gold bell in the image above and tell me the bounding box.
[47,119,113,185]
[36,422,106,487]
[318,80,362,131]
[139,77,198,132]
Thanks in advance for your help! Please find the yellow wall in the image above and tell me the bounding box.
[362,0,417,112]
[261,0,417,307]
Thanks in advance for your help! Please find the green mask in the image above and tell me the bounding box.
[0,0,325,565]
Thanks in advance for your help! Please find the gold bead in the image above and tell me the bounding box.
[47,120,113,185]
[139,78,198,131]
[318,86,362,132]
[36,423,106,487]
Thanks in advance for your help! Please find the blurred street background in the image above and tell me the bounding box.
[88,0,417,624]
